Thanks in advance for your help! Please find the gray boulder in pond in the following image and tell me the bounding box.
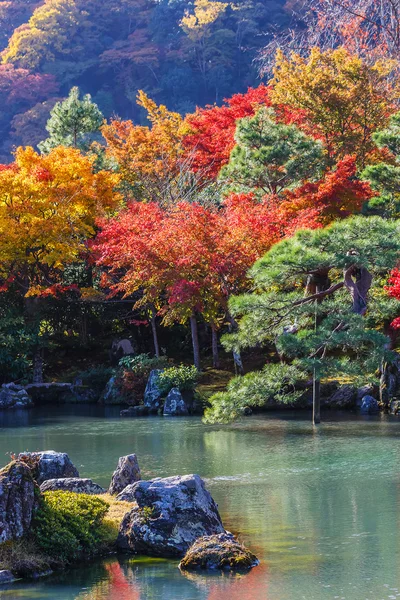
[179,532,259,571]
[163,388,188,416]
[109,454,141,495]
[40,478,106,495]
[360,395,379,415]
[0,461,37,543]
[144,370,163,412]
[120,406,149,417]
[326,385,356,408]
[0,570,15,584]
[18,450,79,484]
[0,384,33,409]
[117,474,225,557]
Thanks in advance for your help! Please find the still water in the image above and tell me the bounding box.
[0,406,400,600]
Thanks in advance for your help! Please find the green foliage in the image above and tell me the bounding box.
[38,87,104,153]
[74,366,115,395]
[31,491,109,564]
[219,107,324,196]
[156,365,199,395]
[0,300,34,383]
[362,112,400,218]
[206,216,400,422]
[119,353,169,376]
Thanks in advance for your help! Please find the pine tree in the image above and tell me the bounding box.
[38,87,104,153]
[219,107,324,197]
[204,216,400,424]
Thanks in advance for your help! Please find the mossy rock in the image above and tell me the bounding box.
[179,533,259,572]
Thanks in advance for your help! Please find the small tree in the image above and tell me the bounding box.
[205,216,400,424]
[219,107,324,196]
[38,87,104,153]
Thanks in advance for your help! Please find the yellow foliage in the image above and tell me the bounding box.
[0,146,121,279]
[271,47,399,166]
[102,91,184,201]
[181,0,228,41]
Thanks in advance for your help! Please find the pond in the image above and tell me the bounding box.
[0,406,400,600]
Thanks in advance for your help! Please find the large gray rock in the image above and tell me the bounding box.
[18,450,79,484]
[109,454,141,495]
[163,388,188,416]
[144,370,163,412]
[0,383,33,409]
[325,385,356,408]
[0,461,37,543]
[360,395,379,415]
[100,376,122,405]
[120,406,149,418]
[40,478,106,495]
[179,532,259,571]
[117,474,225,557]
[0,570,15,584]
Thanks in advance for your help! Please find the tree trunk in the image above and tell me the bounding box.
[190,314,201,370]
[211,325,220,369]
[150,306,160,358]
[227,313,244,374]
[33,347,44,384]
[313,370,321,425]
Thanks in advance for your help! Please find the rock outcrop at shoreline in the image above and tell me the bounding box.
[109,454,141,495]
[18,450,79,484]
[179,533,259,571]
[0,384,33,409]
[0,461,37,543]
[40,478,106,494]
[117,474,225,557]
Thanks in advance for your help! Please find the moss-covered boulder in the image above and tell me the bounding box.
[179,533,259,571]
[0,461,38,543]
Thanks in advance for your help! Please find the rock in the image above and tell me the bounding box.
[163,388,188,416]
[25,383,75,405]
[325,385,356,408]
[179,533,259,571]
[390,400,400,415]
[40,478,106,495]
[356,385,377,407]
[0,384,33,409]
[18,450,79,484]
[100,376,123,405]
[120,406,149,417]
[0,461,37,543]
[109,454,141,495]
[360,395,379,415]
[0,570,16,584]
[117,474,225,557]
[144,370,164,413]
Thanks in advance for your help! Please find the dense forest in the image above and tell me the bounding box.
[0,0,289,161]
[1,0,400,424]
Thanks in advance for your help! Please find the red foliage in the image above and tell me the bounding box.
[183,85,271,178]
[281,156,374,223]
[0,64,58,107]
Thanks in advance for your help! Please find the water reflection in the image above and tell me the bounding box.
[1,409,400,599]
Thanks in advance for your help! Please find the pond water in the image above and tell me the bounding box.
[1,406,400,600]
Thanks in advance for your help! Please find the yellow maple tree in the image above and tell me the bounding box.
[102,90,184,203]
[0,145,121,290]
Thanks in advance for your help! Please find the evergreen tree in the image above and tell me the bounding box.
[362,112,400,218]
[38,87,104,154]
[204,216,400,424]
[219,107,324,196]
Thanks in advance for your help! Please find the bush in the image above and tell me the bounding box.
[157,365,199,395]
[31,491,110,564]
[75,366,115,395]
[117,354,170,403]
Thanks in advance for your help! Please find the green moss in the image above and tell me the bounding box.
[31,491,110,564]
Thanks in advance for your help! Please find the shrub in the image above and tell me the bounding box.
[157,365,199,395]
[31,491,110,564]
[117,354,170,403]
[75,366,115,395]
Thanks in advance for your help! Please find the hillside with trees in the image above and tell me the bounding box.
[0,0,288,161]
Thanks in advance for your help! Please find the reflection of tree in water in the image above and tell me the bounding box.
[76,561,141,600]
